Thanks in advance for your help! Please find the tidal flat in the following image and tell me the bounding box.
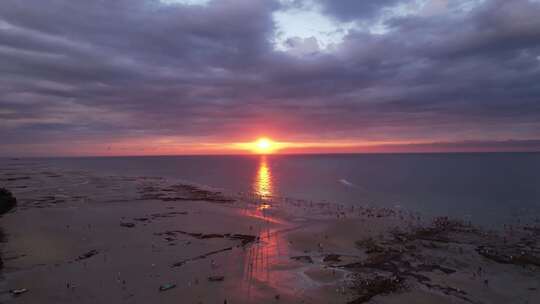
[1,160,539,303]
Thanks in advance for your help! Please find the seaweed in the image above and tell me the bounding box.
[476,246,540,267]
[76,249,99,261]
[291,255,314,263]
[348,274,403,304]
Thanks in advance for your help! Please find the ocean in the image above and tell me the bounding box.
[16,152,540,227]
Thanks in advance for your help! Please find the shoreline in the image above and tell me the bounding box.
[0,161,539,303]
[6,154,538,230]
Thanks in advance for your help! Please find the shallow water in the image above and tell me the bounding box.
[8,152,540,227]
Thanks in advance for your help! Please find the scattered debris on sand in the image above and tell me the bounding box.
[347,274,403,304]
[10,288,29,296]
[355,237,384,254]
[172,247,233,268]
[159,283,177,291]
[151,211,188,218]
[208,275,225,282]
[476,245,540,267]
[23,195,66,210]
[120,222,135,228]
[133,217,149,222]
[332,217,540,303]
[291,255,314,263]
[164,230,258,268]
[323,254,342,263]
[76,249,99,261]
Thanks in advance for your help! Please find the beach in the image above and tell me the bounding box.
[2,0,540,302]
[1,159,539,303]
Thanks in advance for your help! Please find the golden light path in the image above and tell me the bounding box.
[254,156,273,200]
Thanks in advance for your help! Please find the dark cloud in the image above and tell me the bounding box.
[368,139,540,153]
[317,0,402,21]
[1,0,540,155]
[283,0,401,21]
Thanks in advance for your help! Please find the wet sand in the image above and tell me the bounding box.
[1,160,539,303]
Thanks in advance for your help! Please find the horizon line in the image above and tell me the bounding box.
[3,150,540,159]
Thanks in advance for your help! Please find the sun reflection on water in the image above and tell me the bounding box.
[235,156,299,301]
[254,156,273,200]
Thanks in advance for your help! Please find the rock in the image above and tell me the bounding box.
[323,254,342,262]
[229,234,258,246]
[0,188,17,214]
[355,238,385,254]
[133,217,149,222]
[76,249,99,261]
[476,246,540,267]
[348,275,403,304]
[159,283,176,291]
[10,288,29,296]
[208,276,225,282]
[120,222,135,228]
[291,255,314,263]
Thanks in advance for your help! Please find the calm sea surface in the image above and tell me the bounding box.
[24,153,540,227]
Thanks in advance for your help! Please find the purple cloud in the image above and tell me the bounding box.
[1,0,540,155]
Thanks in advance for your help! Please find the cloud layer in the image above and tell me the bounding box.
[1,0,540,155]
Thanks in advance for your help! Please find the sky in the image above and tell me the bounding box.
[1,0,540,156]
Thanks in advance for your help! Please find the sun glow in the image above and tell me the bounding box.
[254,137,276,154]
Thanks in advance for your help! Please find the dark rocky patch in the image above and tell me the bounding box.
[156,230,257,247]
[415,263,456,275]
[151,211,188,218]
[323,254,342,262]
[337,218,482,303]
[422,282,472,303]
[120,222,135,228]
[76,249,99,261]
[0,188,17,214]
[21,195,66,210]
[291,255,314,263]
[139,184,235,204]
[172,247,233,268]
[157,230,258,268]
[355,237,385,254]
[0,229,5,269]
[476,246,540,267]
[0,176,30,182]
[347,274,403,304]
[133,217,149,222]
[208,275,225,282]
[339,216,540,303]
[523,226,540,235]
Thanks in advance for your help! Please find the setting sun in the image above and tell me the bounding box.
[231,137,286,154]
[256,138,271,150]
[255,138,274,154]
